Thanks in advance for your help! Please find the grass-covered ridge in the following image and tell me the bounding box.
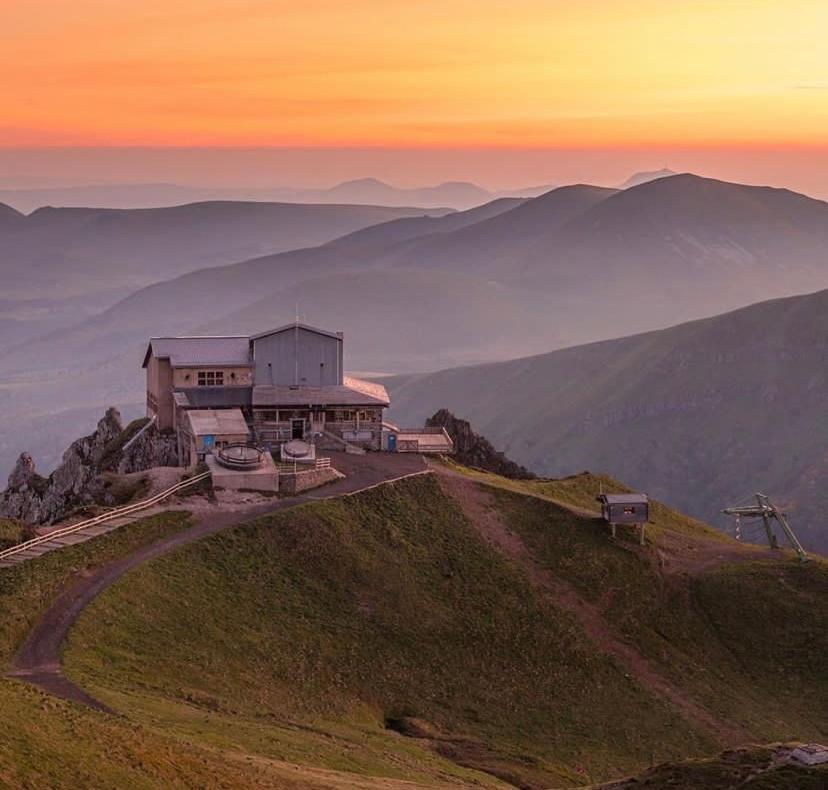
[5,467,824,788]
[66,474,718,788]
[0,512,280,789]
[482,478,827,743]
[0,511,194,666]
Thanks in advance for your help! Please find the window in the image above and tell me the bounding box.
[197,370,224,387]
[623,506,636,515]
[326,409,355,422]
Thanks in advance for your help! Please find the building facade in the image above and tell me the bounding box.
[143,323,390,463]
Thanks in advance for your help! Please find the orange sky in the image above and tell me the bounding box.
[2,0,827,148]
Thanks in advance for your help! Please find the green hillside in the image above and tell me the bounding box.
[58,471,826,788]
[387,287,828,554]
[1,468,825,788]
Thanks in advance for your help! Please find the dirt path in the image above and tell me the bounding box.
[435,468,750,747]
[7,453,428,712]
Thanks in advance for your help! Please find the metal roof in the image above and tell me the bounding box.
[143,336,252,368]
[596,493,649,505]
[186,408,250,437]
[252,376,389,407]
[249,322,343,342]
[175,387,253,408]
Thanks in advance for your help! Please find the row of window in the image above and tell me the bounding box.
[198,370,224,386]
[254,409,380,422]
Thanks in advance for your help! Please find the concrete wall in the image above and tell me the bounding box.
[279,466,341,495]
[252,327,343,387]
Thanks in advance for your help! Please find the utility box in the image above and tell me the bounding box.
[596,493,649,525]
[596,493,650,544]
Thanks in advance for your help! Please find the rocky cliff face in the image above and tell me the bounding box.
[425,409,535,480]
[117,420,178,474]
[0,407,124,524]
[0,407,178,525]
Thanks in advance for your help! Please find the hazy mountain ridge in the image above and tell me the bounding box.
[386,288,828,552]
[3,174,828,484]
[0,200,451,301]
[0,200,452,353]
[0,178,552,213]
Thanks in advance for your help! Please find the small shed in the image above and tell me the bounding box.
[185,408,250,459]
[596,493,650,544]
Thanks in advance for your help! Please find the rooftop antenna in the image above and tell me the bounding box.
[294,303,299,386]
[723,493,809,562]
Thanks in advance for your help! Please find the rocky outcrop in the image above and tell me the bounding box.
[0,408,184,526]
[0,408,126,524]
[117,420,178,474]
[425,409,535,480]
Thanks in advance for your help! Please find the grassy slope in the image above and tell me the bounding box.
[478,473,827,742]
[0,513,281,789]
[0,510,469,790]
[0,511,193,666]
[4,470,825,788]
[0,517,34,551]
[66,476,716,788]
[443,462,726,540]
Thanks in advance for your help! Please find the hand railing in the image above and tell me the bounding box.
[0,470,211,563]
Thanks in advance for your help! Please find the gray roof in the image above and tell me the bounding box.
[186,408,250,437]
[174,387,253,408]
[249,322,343,342]
[252,376,389,407]
[597,493,649,505]
[143,336,252,368]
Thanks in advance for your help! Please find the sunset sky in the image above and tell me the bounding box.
[2,0,827,191]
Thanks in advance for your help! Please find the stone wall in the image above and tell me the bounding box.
[279,466,341,495]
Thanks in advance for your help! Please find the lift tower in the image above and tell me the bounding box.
[723,493,809,562]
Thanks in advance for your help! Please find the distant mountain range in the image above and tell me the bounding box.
[0,200,450,349]
[2,173,828,489]
[0,178,554,213]
[386,288,828,553]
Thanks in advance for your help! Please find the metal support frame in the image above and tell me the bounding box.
[608,522,646,546]
[723,493,808,562]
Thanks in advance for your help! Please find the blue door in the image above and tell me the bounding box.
[387,433,397,452]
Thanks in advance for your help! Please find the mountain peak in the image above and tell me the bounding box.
[619,168,678,189]
[0,201,24,224]
[332,177,391,189]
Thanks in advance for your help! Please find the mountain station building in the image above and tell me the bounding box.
[143,323,393,464]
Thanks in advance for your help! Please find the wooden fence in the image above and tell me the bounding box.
[0,471,211,564]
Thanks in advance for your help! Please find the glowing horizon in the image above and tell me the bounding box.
[3,1,828,149]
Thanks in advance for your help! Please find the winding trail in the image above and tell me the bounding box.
[7,452,428,712]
